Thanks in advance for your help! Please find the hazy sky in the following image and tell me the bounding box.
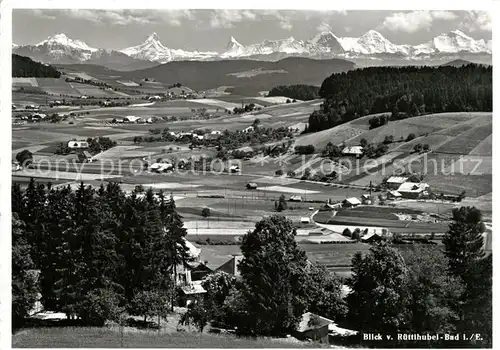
[13,9,492,51]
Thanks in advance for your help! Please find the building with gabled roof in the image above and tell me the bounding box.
[397,182,430,199]
[342,197,361,208]
[216,255,242,277]
[387,190,402,200]
[342,146,364,158]
[294,312,334,344]
[386,176,409,190]
[246,182,258,190]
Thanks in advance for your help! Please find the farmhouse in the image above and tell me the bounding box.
[239,146,254,154]
[397,182,430,199]
[179,280,207,306]
[229,165,240,173]
[387,190,402,200]
[216,255,243,277]
[78,151,94,163]
[12,161,21,171]
[342,146,364,158]
[294,312,333,344]
[386,176,409,190]
[301,217,311,224]
[361,194,372,205]
[326,202,342,209]
[361,232,383,243]
[246,182,258,190]
[150,162,173,173]
[67,140,89,149]
[123,115,142,123]
[123,116,143,123]
[179,132,193,140]
[342,197,361,208]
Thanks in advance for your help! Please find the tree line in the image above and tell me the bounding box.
[307,64,492,133]
[268,84,320,101]
[12,180,189,328]
[12,54,61,78]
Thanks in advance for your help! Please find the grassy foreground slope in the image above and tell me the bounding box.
[13,327,316,348]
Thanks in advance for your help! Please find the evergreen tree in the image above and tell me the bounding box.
[12,213,39,328]
[443,207,485,278]
[443,207,491,345]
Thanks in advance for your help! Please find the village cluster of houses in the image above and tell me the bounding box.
[167,130,222,141]
[114,115,165,124]
[145,89,197,101]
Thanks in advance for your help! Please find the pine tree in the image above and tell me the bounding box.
[12,213,39,328]
[38,185,74,310]
[12,183,24,215]
[22,179,47,266]
[443,207,491,345]
[443,207,485,278]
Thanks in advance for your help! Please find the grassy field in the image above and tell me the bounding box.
[12,327,315,348]
[435,123,492,154]
[193,243,371,275]
[317,215,449,233]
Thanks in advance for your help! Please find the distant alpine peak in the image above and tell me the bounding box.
[225,36,243,52]
[365,29,384,36]
[359,30,389,42]
[146,32,160,42]
[450,29,469,37]
[36,33,98,52]
[311,31,341,44]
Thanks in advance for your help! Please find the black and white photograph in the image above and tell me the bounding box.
[3,2,495,348]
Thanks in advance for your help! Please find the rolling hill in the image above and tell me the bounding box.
[12,54,61,78]
[57,57,355,95]
[441,59,474,67]
[293,112,492,197]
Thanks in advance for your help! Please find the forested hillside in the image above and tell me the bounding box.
[12,54,61,78]
[307,64,492,133]
[267,84,320,101]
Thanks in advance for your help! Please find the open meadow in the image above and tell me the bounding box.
[12,327,315,348]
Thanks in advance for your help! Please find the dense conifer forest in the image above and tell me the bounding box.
[268,84,320,101]
[12,54,61,78]
[307,64,492,133]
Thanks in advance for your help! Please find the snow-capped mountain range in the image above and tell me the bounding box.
[13,30,491,68]
[120,32,218,63]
